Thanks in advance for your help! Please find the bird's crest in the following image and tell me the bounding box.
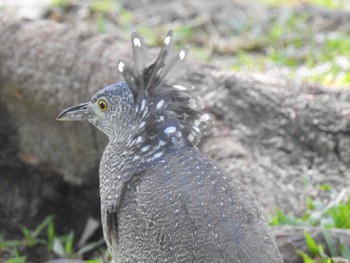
[118,30,209,148]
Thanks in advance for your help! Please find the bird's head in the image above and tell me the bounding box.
[57,82,135,141]
[58,30,209,156]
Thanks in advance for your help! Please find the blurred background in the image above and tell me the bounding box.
[2,0,350,87]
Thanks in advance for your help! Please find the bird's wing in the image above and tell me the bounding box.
[126,147,283,262]
[102,182,129,260]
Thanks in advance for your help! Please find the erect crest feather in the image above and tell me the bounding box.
[118,30,209,147]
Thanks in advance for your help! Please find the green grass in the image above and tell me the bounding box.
[47,0,350,88]
[135,6,350,89]
[0,216,108,262]
[270,193,350,229]
[229,10,350,88]
[296,230,350,262]
[269,185,350,262]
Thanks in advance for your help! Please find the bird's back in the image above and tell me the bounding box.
[115,145,282,263]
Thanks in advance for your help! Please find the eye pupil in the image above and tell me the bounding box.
[98,99,107,111]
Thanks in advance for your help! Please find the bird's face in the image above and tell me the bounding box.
[58,82,134,139]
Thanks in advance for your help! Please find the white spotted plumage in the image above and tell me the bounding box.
[118,61,125,72]
[116,30,209,160]
[156,100,164,109]
[133,37,141,47]
[179,49,186,60]
[164,126,177,134]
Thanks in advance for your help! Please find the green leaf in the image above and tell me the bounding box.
[33,216,54,238]
[65,232,74,256]
[21,227,35,247]
[304,231,320,255]
[0,240,23,249]
[47,219,55,252]
[76,239,105,256]
[339,242,350,260]
[319,184,331,191]
[85,260,102,263]
[5,257,26,263]
[53,237,65,257]
[296,250,315,263]
[322,229,337,257]
[307,196,315,210]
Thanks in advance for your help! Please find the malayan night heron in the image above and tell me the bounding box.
[58,31,283,263]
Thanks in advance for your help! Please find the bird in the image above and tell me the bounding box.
[57,30,283,263]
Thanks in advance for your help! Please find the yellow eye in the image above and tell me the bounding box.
[98,99,108,112]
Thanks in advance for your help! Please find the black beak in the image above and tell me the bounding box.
[57,102,90,121]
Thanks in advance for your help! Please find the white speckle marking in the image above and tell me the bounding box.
[179,49,186,60]
[118,61,124,72]
[141,99,146,111]
[133,37,141,47]
[192,126,200,133]
[164,126,176,134]
[141,145,150,152]
[187,134,194,142]
[173,84,187,91]
[139,121,145,128]
[164,35,171,45]
[136,136,142,144]
[200,114,210,122]
[153,152,163,159]
[188,98,197,109]
[159,140,166,146]
[156,100,164,109]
